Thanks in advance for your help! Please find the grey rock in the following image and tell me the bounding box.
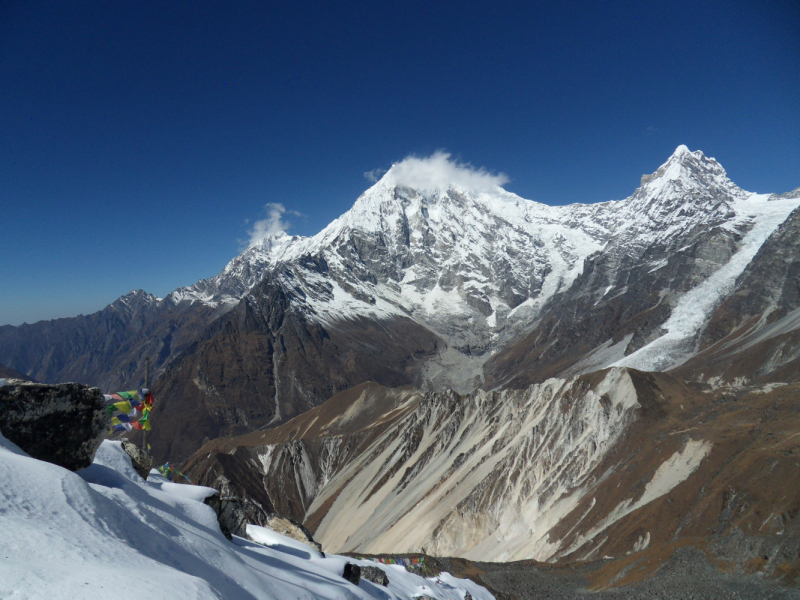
[342,562,360,585]
[120,440,154,480]
[260,514,323,554]
[0,381,109,470]
[200,488,321,551]
[203,493,251,540]
[360,566,389,586]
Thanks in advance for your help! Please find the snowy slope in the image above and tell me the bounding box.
[0,435,492,600]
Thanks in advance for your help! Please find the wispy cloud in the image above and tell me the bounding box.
[364,168,387,183]
[646,125,657,132]
[385,151,508,192]
[247,203,294,246]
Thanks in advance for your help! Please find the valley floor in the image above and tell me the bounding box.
[431,550,799,599]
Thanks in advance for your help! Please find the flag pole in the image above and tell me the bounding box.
[143,357,150,453]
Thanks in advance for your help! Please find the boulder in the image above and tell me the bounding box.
[360,566,389,586]
[0,381,109,471]
[120,440,154,480]
[261,514,324,554]
[203,493,251,540]
[342,563,361,585]
[200,487,326,552]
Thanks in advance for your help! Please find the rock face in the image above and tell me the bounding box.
[673,203,800,384]
[261,515,323,554]
[147,276,442,463]
[203,492,256,540]
[0,381,109,471]
[342,563,360,585]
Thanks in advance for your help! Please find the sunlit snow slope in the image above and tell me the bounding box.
[0,435,492,600]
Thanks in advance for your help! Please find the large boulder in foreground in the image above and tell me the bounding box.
[0,380,109,470]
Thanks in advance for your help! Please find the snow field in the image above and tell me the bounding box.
[0,435,492,600]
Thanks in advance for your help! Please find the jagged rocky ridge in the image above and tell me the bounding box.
[1,147,799,465]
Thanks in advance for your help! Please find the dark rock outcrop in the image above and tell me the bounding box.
[203,493,251,540]
[360,566,389,586]
[342,563,361,585]
[120,440,154,480]
[0,381,109,470]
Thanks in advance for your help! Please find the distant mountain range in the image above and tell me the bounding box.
[1,146,798,466]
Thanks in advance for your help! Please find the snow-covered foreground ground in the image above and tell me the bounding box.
[0,436,492,600]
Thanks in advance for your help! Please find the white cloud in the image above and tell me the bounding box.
[385,151,508,192]
[247,203,291,246]
[364,168,387,183]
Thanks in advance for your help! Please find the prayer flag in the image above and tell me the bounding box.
[104,389,155,433]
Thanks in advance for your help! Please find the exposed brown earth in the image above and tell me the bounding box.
[183,381,423,517]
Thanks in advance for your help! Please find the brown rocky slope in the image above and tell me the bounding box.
[184,368,800,586]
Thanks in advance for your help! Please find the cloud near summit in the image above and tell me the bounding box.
[383,151,508,192]
[247,203,292,246]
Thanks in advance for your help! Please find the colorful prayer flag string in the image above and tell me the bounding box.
[157,462,189,483]
[104,388,155,432]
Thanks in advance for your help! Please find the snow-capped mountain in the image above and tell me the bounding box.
[161,145,799,389]
[2,147,798,464]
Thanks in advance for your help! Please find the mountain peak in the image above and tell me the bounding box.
[111,289,160,314]
[639,145,728,191]
[673,144,691,157]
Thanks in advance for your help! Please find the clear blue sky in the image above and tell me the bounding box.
[1,0,798,325]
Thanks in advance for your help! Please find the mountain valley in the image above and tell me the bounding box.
[2,147,800,593]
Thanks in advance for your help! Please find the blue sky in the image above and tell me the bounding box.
[1,0,798,325]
